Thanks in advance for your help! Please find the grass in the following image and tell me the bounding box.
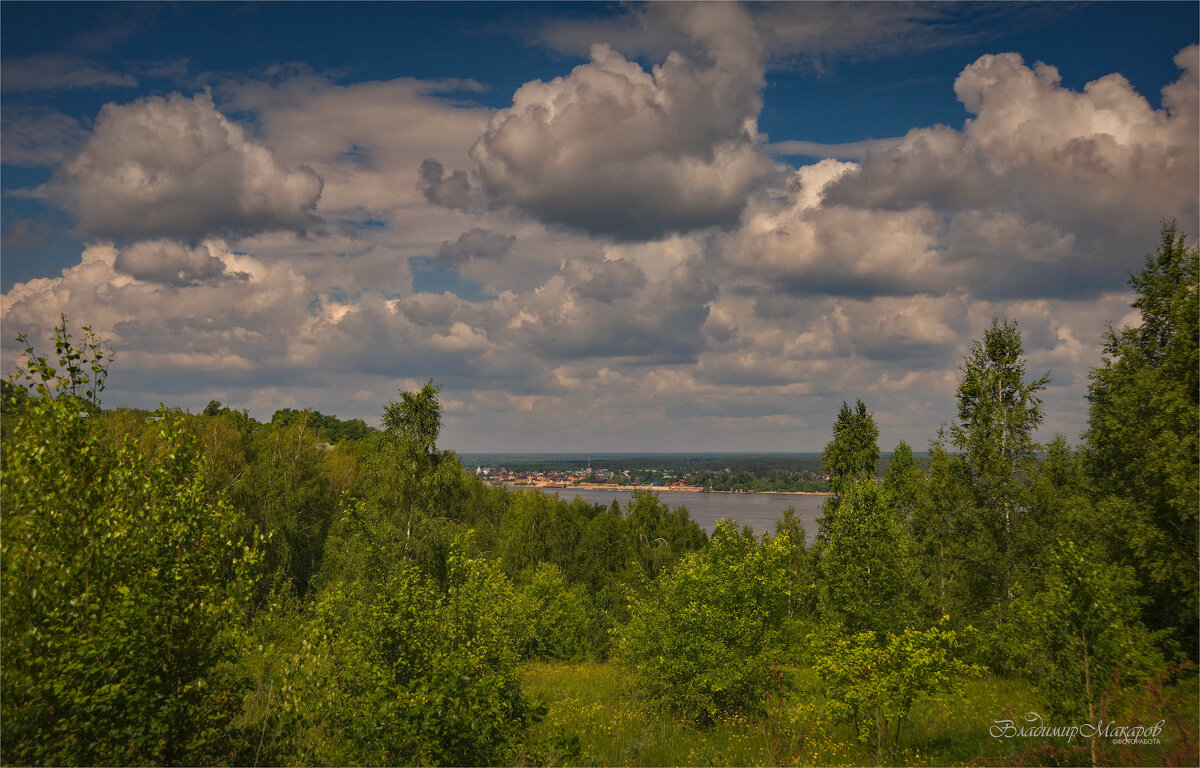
[521,661,1198,767]
[522,661,772,766]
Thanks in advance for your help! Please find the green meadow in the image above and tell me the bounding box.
[522,661,1197,767]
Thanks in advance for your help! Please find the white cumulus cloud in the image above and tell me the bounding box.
[467,2,770,240]
[822,46,1199,299]
[48,91,323,242]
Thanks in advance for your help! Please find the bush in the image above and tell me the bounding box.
[1016,540,1163,725]
[296,540,537,765]
[812,621,981,758]
[1,321,260,765]
[624,490,708,580]
[816,481,921,636]
[617,521,792,724]
[514,562,596,661]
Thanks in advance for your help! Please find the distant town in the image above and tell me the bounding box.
[460,451,932,494]
[473,462,835,493]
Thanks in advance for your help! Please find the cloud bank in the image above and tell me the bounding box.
[2,5,1196,452]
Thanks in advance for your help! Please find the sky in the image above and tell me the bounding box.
[1,1,1197,452]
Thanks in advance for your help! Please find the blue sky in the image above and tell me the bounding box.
[2,2,1197,451]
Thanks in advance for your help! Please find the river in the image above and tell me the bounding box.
[507,486,827,538]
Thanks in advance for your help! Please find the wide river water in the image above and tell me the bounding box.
[507,486,828,538]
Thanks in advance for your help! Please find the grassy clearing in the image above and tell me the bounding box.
[522,661,771,766]
[521,661,1198,767]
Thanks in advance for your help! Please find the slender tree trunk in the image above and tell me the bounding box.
[875,709,885,761]
[1082,626,1098,767]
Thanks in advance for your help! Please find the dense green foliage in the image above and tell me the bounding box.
[951,317,1049,623]
[270,407,375,443]
[1085,221,1199,658]
[883,439,923,520]
[812,622,981,758]
[298,555,534,766]
[2,327,259,765]
[1,223,1195,766]
[1017,541,1162,720]
[697,467,830,492]
[815,482,921,637]
[618,521,792,724]
[232,418,338,602]
[953,318,1049,496]
[822,398,881,493]
[512,563,594,661]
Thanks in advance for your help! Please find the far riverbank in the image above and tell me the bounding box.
[495,482,828,495]
[498,484,829,537]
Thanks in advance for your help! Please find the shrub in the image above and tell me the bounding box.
[816,481,921,636]
[297,539,537,765]
[812,620,981,758]
[617,521,792,724]
[514,562,596,661]
[1015,538,1163,747]
[1,321,260,765]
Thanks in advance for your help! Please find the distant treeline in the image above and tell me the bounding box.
[461,452,828,474]
[694,467,830,493]
[199,400,377,443]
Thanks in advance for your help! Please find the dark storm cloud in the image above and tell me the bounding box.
[436,228,515,264]
[418,159,486,212]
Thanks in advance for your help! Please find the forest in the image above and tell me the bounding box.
[0,223,1196,767]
